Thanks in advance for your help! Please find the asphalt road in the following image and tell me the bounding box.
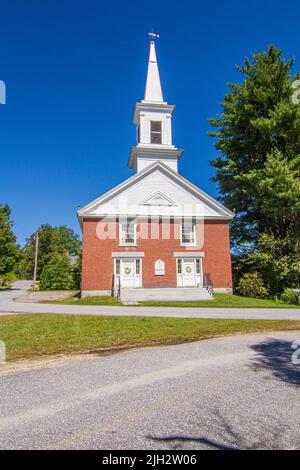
[1,281,300,320]
[0,331,299,450]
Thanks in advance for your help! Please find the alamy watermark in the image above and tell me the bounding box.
[291,340,300,365]
[0,80,6,104]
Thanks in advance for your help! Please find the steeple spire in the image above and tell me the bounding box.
[144,34,163,103]
[129,34,183,173]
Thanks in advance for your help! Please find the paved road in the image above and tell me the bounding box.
[0,281,300,320]
[0,331,299,450]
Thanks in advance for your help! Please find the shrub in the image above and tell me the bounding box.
[0,272,17,287]
[237,272,269,299]
[71,255,82,290]
[280,289,300,305]
[39,254,74,290]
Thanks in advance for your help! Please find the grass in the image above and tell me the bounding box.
[0,314,300,361]
[59,295,122,306]
[139,293,300,308]
[54,292,300,309]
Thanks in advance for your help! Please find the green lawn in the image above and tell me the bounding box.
[57,295,122,306]
[56,292,300,308]
[0,314,300,361]
[139,293,300,308]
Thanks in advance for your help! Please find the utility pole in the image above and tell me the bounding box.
[32,233,39,291]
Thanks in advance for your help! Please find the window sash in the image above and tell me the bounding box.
[181,220,196,245]
[196,258,201,274]
[135,259,140,275]
[177,259,182,274]
[150,121,162,144]
[115,259,120,275]
[120,220,135,244]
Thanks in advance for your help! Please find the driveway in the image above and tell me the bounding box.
[0,281,300,320]
[0,331,299,449]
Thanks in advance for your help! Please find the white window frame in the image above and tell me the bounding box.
[180,218,197,246]
[150,120,162,144]
[119,219,137,246]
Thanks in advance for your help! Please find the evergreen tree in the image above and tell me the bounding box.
[209,45,300,291]
[209,45,300,247]
[0,204,18,275]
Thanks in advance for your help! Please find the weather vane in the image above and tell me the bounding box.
[148,31,160,41]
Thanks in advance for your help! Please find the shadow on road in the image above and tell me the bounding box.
[147,339,300,450]
[250,338,300,386]
[0,288,19,292]
[146,411,285,450]
[148,434,236,450]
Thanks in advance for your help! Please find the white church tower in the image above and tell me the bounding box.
[128,34,183,173]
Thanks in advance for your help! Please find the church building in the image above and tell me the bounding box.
[77,37,234,301]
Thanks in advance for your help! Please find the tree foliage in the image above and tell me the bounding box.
[39,253,75,290]
[209,45,300,292]
[0,204,19,275]
[16,224,81,280]
[237,272,269,299]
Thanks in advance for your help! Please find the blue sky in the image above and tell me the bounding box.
[1,0,300,245]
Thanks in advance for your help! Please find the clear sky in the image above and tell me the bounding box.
[1,0,300,244]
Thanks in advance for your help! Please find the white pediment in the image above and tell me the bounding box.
[78,163,234,221]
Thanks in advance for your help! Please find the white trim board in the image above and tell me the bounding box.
[112,252,145,258]
[173,252,204,258]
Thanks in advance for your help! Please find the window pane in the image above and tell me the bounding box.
[151,133,162,144]
[177,259,182,274]
[181,219,196,244]
[115,259,120,275]
[151,121,162,144]
[151,121,161,132]
[196,259,200,274]
[121,220,135,244]
[135,259,140,275]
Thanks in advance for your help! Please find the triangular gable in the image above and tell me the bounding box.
[78,162,234,224]
[141,192,176,207]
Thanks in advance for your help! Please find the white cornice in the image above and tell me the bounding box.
[133,101,175,124]
[128,146,183,170]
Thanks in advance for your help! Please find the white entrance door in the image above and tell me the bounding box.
[117,258,142,288]
[182,259,196,287]
[177,258,202,287]
[120,259,135,288]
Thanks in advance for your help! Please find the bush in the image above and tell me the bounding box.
[0,272,17,287]
[237,272,269,299]
[39,254,74,290]
[71,255,82,290]
[280,289,300,305]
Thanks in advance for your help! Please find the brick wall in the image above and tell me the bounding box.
[81,218,232,291]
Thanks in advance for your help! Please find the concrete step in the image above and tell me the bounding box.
[120,287,213,302]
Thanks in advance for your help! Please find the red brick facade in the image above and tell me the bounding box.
[81,218,232,292]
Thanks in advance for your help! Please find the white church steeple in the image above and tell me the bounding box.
[144,39,163,102]
[128,34,183,173]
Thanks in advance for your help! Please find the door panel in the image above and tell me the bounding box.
[182,259,196,286]
[120,259,135,288]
